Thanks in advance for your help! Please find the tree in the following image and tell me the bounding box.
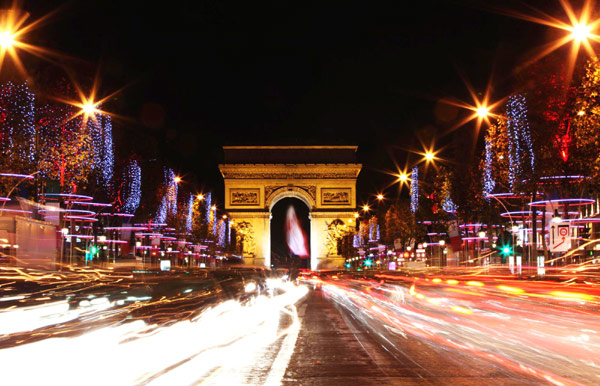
[0,81,36,196]
[37,105,97,192]
[383,200,421,249]
[573,56,600,191]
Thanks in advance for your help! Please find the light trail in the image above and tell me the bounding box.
[321,272,600,385]
[0,279,307,385]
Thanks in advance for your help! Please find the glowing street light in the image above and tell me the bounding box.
[0,31,14,48]
[571,23,593,42]
[196,194,204,200]
[476,105,490,118]
[398,173,409,183]
[353,212,359,218]
[376,194,384,200]
[502,0,600,80]
[81,102,99,117]
[173,176,182,184]
[362,205,370,212]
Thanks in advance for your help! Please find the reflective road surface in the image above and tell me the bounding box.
[1,266,600,385]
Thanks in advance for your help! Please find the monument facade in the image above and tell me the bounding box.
[219,146,362,270]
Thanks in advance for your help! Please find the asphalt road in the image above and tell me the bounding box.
[282,288,538,386]
[2,268,597,385]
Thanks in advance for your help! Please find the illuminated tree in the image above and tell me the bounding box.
[37,103,97,191]
[383,201,420,248]
[480,116,511,194]
[0,81,36,196]
[573,56,600,188]
[116,157,141,214]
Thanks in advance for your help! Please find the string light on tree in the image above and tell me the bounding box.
[99,115,114,190]
[0,81,35,165]
[410,167,419,213]
[121,159,141,214]
[165,168,178,217]
[217,219,226,247]
[506,94,534,189]
[483,138,495,197]
[186,193,193,232]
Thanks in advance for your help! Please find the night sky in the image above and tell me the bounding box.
[21,0,561,206]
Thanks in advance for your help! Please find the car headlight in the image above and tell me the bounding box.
[244,282,257,293]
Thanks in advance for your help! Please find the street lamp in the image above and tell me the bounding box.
[0,31,14,48]
[476,106,490,119]
[571,23,593,42]
[81,102,99,117]
[196,194,204,201]
[362,205,370,212]
[376,194,384,201]
[174,176,182,184]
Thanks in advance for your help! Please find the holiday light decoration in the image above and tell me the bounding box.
[227,219,231,246]
[410,167,419,213]
[353,234,361,248]
[155,169,178,223]
[0,81,35,163]
[212,207,217,237]
[186,193,193,232]
[506,94,535,189]
[121,159,141,214]
[99,115,114,189]
[165,168,177,217]
[483,139,495,197]
[442,195,458,213]
[217,219,226,247]
[573,57,600,181]
[37,102,97,189]
[203,192,215,237]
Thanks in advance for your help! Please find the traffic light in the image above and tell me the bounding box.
[90,245,98,256]
[581,227,591,240]
[364,259,373,267]
[500,245,512,255]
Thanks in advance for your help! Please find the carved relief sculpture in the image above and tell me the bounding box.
[321,188,352,205]
[230,188,260,205]
[235,221,256,255]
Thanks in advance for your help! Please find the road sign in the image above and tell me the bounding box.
[393,238,402,251]
[549,222,571,252]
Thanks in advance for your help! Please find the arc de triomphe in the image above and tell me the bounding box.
[219,146,362,270]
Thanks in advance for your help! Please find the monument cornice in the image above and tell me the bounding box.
[219,163,362,179]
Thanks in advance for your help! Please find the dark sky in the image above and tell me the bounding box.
[21,0,560,206]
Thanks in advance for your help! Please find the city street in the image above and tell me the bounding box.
[1,267,599,385]
[1,2,600,384]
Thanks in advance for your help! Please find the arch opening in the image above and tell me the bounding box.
[270,197,311,270]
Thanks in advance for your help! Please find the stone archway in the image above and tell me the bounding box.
[219,146,362,269]
[270,196,311,270]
